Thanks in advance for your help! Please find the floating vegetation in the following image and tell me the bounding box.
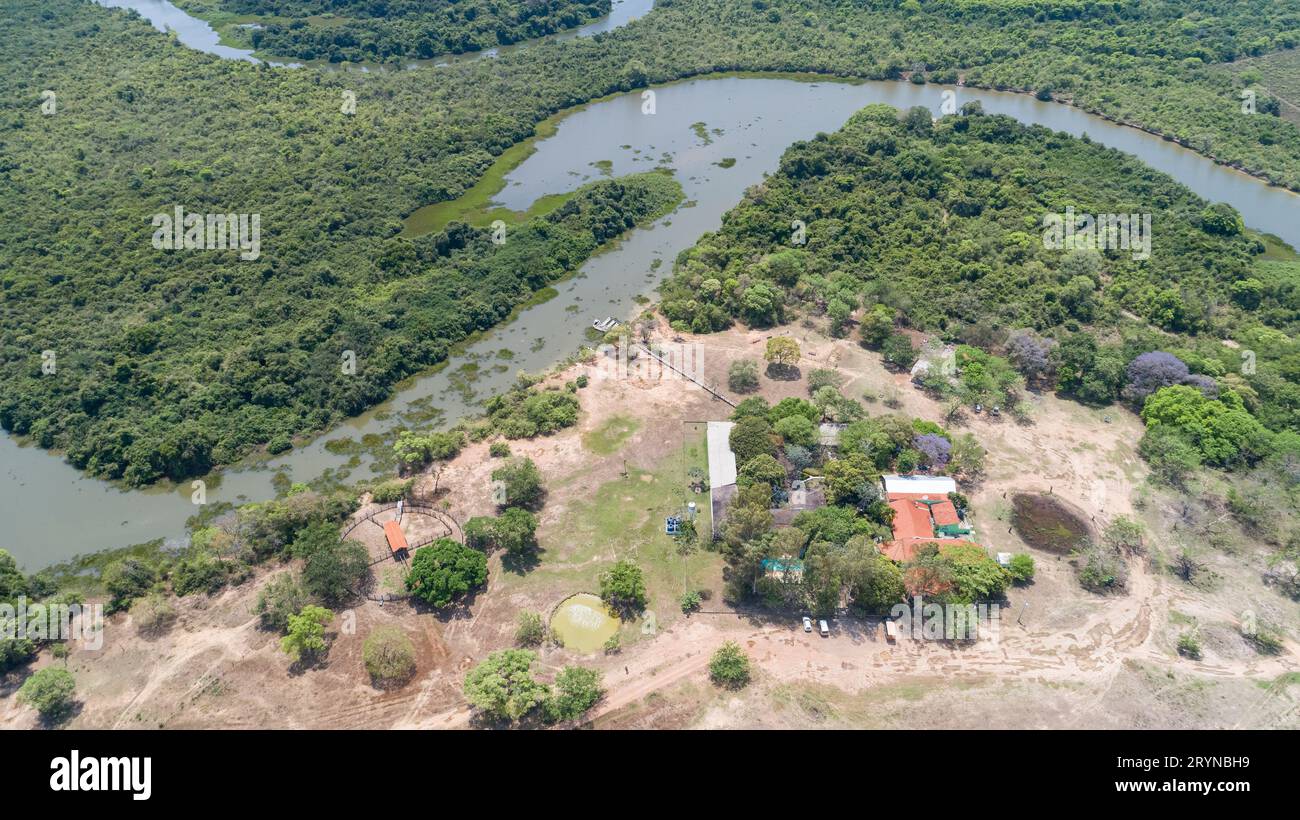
[690,121,713,144]
[324,437,362,456]
[715,157,736,168]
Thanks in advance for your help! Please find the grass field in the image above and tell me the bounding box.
[496,423,723,647]
[1221,49,1300,126]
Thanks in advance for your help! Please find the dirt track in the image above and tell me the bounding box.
[5,321,1297,730]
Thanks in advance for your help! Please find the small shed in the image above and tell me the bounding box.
[384,520,410,558]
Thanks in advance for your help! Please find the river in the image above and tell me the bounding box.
[7,3,1297,571]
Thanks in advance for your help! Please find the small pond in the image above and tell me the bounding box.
[1010,493,1093,553]
[549,593,621,653]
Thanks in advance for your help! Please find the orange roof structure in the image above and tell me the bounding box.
[888,498,933,542]
[929,499,960,527]
[383,520,409,555]
[880,492,976,563]
[880,539,925,563]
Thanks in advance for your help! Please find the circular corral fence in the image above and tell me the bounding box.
[343,502,464,566]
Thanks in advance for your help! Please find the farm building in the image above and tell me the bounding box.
[881,474,957,496]
[383,520,410,559]
[706,421,738,537]
[879,474,976,562]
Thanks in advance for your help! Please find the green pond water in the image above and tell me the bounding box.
[550,593,621,653]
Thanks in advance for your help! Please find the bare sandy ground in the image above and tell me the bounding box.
[4,319,1297,730]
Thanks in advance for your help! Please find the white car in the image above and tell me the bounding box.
[819,619,830,637]
[802,616,813,633]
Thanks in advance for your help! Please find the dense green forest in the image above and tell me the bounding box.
[3,0,1300,486]
[184,0,611,63]
[0,130,679,486]
[661,103,1300,439]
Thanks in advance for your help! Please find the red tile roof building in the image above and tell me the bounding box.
[880,491,977,562]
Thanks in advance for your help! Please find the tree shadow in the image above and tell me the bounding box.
[765,362,801,381]
[35,700,83,729]
[501,546,543,575]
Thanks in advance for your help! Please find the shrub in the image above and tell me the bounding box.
[679,590,702,613]
[491,457,545,510]
[1008,554,1035,584]
[774,414,819,447]
[489,441,511,458]
[102,559,158,613]
[131,592,176,636]
[1139,426,1202,487]
[405,538,488,608]
[280,605,333,663]
[369,479,413,503]
[1177,631,1202,660]
[729,415,776,467]
[302,539,371,604]
[1242,622,1283,655]
[172,551,228,597]
[785,444,813,472]
[731,396,770,420]
[599,560,647,615]
[544,666,604,723]
[709,641,751,688]
[1077,543,1128,593]
[514,611,546,647]
[1102,516,1146,555]
[363,626,417,687]
[728,360,760,393]
[463,649,549,723]
[807,368,844,394]
[393,429,464,469]
[882,332,918,369]
[463,516,496,551]
[17,667,76,721]
[255,572,309,632]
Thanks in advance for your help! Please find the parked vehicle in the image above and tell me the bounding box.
[802,616,813,633]
[818,619,830,637]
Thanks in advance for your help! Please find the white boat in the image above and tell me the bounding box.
[592,317,619,332]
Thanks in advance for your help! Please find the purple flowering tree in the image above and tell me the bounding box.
[1006,330,1056,384]
[1123,351,1190,404]
[913,433,952,471]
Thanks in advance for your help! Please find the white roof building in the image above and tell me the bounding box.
[881,474,957,497]
[706,421,737,489]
